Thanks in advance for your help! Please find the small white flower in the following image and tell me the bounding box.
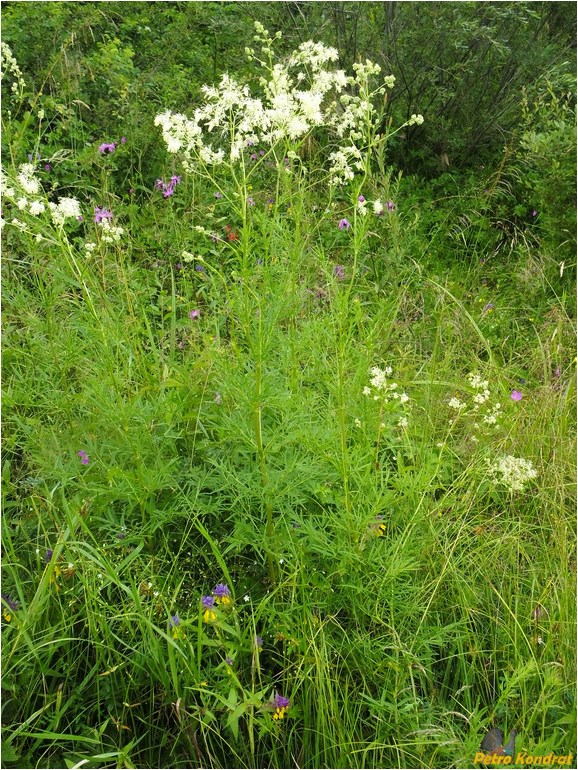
[399,393,409,404]
[29,200,45,215]
[244,594,250,602]
[448,397,465,410]
[354,418,362,428]
[362,386,371,396]
[373,199,384,215]
[398,417,408,428]
[17,197,28,210]
[487,454,538,492]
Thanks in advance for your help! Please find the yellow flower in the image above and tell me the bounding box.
[273,707,287,720]
[203,609,217,623]
[216,595,232,607]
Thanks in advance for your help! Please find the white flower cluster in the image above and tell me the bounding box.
[155,22,402,187]
[1,42,25,96]
[362,365,411,430]
[364,366,410,405]
[17,163,40,195]
[327,145,363,186]
[447,372,502,441]
[2,164,82,233]
[49,197,82,227]
[408,114,424,126]
[97,218,124,243]
[487,454,538,492]
[469,373,491,406]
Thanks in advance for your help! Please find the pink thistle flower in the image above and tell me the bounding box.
[511,390,523,401]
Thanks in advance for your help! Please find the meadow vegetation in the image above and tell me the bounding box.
[1,3,576,768]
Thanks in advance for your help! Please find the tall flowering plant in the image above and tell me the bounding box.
[154,25,423,578]
[154,22,422,243]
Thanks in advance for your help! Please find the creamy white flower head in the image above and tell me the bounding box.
[488,455,538,493]
[98,218,124,243]
[49,197,81,226]
[1,42,25,93]
[18,163,40,195]
[408,113,424,126]
[29,200,45,215]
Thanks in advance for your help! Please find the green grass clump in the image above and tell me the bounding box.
[1,22,576,770]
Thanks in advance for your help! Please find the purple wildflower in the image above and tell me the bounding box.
[98,142,116,154]
[178,340,185,350]
[338,218,350,230]
[169,614,180,627]
[247,196,255,206]
[1,593,19,612]
[274,693,290,709]
[483,303,494,313]
[77,450,90,465]
[94,207,113,224]
[386,200,395,211]
[195,265,205,273]
[213,583,231,599]
[120,136,127,144]
[188,309,200,320]
[511,390,523,401]
[357,195,365,203]
[531,210,537,217]
[259,150,265,156]
[214,192,223,199]
[202,595,215,609]
[254,635,263,649]
[155,176,181,198]
[44,164,51,172]
[128,188,135,195]
[333,265,345,280]
[226,656,233,665]
[44,549,53,563]
[250,153,258,161]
